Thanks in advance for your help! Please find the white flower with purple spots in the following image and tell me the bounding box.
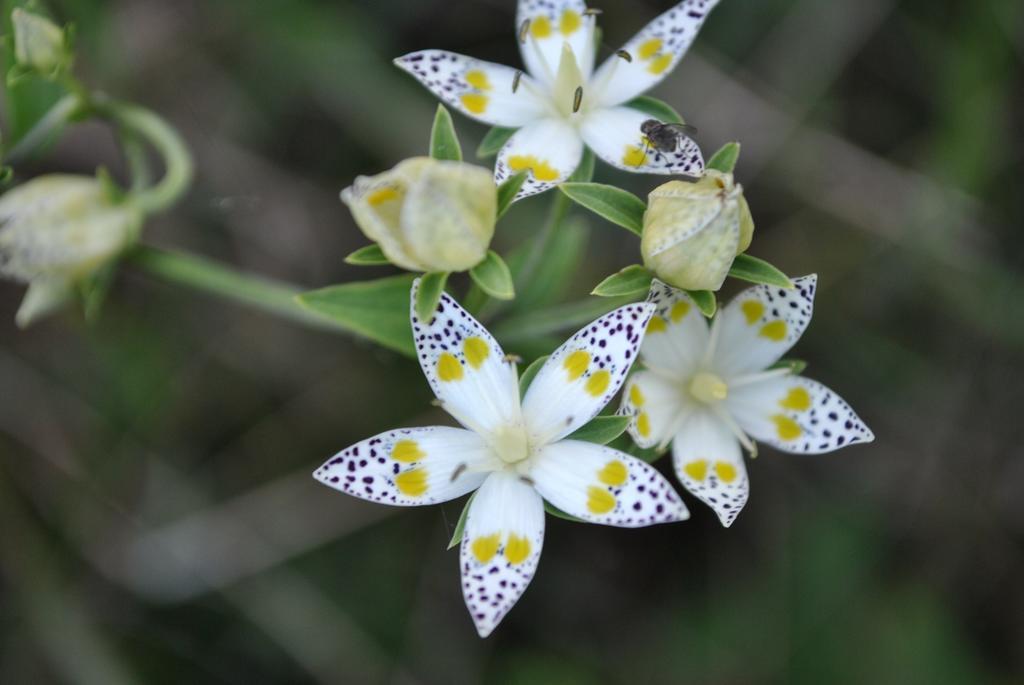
[620,277,874,527]
[314,280,687,637]
[395,0,721,199]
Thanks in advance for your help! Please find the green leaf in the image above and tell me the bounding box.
[706,141,741,173]
[344,244,389,266]
[544,502,583,523]
[770,358,808,375]
[469,250,515,300]
[728,253,794,288]
[567,415,631,445]
[429,104,462,161]
[495,296,633,345]
[415,271,449,322]
[625,95,684,124]
[518,354,549,398]
[496,171,527,218]
[558,182,645,236]
[568,147,595,182]
[509,217,587,310]
[296,274,416,356]
[625,441,666,464]
[592,264,653,297]
[476,126,515,158]
[447,492,476,549]
[686,289,717,317]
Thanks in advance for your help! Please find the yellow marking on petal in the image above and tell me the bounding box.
[463,337,490,369]
[437,352,464,382]
[670,301,691,322]
[771,414,802,441]
[586,486,616,514]
[460,93,489,114]
[559,9,581,35]
[715,461,738,483]
[598,460,628,487]
[530,15,552,38]
[779,386,812,411]
[508,155,559,181]
[563,350,591,381]
[638,38,663,60]
[395,468,429,496]
[629,384,645,406]
[647,315,667,333]
[585,370,611,397]
[465,69,491,90]
[622,144,647,167]
[366,187,399,206]
[760,320,787,341]
[471,534,500,563]
[648,53,673,75]
[637,412,651,437]
[741,300,764,324]
[392,439,425,463]
[504,534,531,565]
[683,459,708,482]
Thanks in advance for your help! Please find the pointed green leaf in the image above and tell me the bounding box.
[447,492,476,549]
[568,147,595,182]
[686,289,717,317]
[592,264,654,297]
[706,141,741,173]
[544,502,583,522]
[769,358,808,375]
[429,104,462,161]
[344,244,390,266]
[476,126,516,158]
[728,253,794,288]
[415,271,449,322]
[567,415,631,445]
[496,171,527,218]
[558,182,645,236]
[625,95,684,124]
[518,354,549,398]
[469,250,515,300]
[625,441,666,464]
[508,217,587,310]
[296,274,416,356]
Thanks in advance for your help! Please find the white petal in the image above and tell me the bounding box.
[411,280,522,437]
[522,302,655,445]
[495,118,584,199]
[395,50,549,127]
[460,471,545,637]
[580,106,703,176]
[727,375,874,454]
[516,0,596,86]
[620,370,688,449]
[671,410,748,527]
[640,280,710,378]
[713,275,818,378]
[590,0,721,107]
[530,439,688,526]
[313,426,493,505]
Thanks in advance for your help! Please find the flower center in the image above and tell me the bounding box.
[491,423,531,465]
[688,371,728,405]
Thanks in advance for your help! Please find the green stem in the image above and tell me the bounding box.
[3,93,81,165]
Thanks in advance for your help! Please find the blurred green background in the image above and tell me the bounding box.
[2,0,1023,682]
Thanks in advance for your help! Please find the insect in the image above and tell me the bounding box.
[640,119,698,153]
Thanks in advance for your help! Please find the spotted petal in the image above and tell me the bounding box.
[621,370,689,449]
[530,440,688,526]
[726,375,874,455]
[522,302,655,445]
[411,280,522,436]
[313,426,494,506]
[670,410,748,527]
[580,106,703,176]
[591,0,722,107]
[460,471,545,637]
[641,280,710,378]
[495,118,584,199]
[713,275,818,378]
[516,0,597,86]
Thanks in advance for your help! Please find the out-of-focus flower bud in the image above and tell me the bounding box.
[341,157,496,273]
[0,174,143,326]
[640,169,754,292]
[11,8,69,76]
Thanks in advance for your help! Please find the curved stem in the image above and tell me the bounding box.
[3,93,81,165]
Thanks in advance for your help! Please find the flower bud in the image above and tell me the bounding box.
[11,8,69,76]
[341,157,496,273]
[641,170,754,292]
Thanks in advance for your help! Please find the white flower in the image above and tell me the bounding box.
[314,281,687,636]
[395,0,721,199]
[620,277,874,527]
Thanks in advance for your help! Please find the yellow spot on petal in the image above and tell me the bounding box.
[585,370,611,397]
[622,144,647,167]
[563,350,590,381]
[598,460,628,487]
[471,534,500,563]
[670,301,691,322]
[460,93,489,114]
[366,187,399,206]
[771,414,802,441]
[648,53,673,75]
[638,38,663,60]
[647,315,667,333]
[392,439,425,463]
[637,412,651,437]
[586,486,616,514]
[508,155,559,181]
[504,534,531,564]
[530,15,552,38]
[779,386,811,412]
[715,461,738,483]
[463,337,490,369]
[683,459,708,482]
[465,69,491,90]
[395,468,429,496]
[760,320,787,341]
[437,352,463,382]
[559,9,581,35]
[741,300,764,324]
[629,384,645,406]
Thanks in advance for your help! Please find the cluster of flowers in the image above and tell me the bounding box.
[319,0,873,637]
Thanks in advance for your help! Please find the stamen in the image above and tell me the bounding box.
[729,367,793,389]
[712,404,758,456]
[572,85,583,113]
[512,70,522,93]
[583,8,603,16]
[519,475,536,486]
[450,462,468,482]
[615,49,632,62]
[430,398,444,407]
[504,353,522,364]
[518,19,531,44]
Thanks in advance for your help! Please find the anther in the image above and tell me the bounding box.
[430,398,445,407]
[451,463,468,482]
[512,70,523,93]
[518,19,531,43]
[519,476,536,486]
[504,353,522,364]
[616,49,632,62]
[583,8,603,15]
[573,86,583,113]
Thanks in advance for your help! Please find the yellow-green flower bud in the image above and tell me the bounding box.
[640,170,754,292]
[341,157,496,273]
[11,8,69,76]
